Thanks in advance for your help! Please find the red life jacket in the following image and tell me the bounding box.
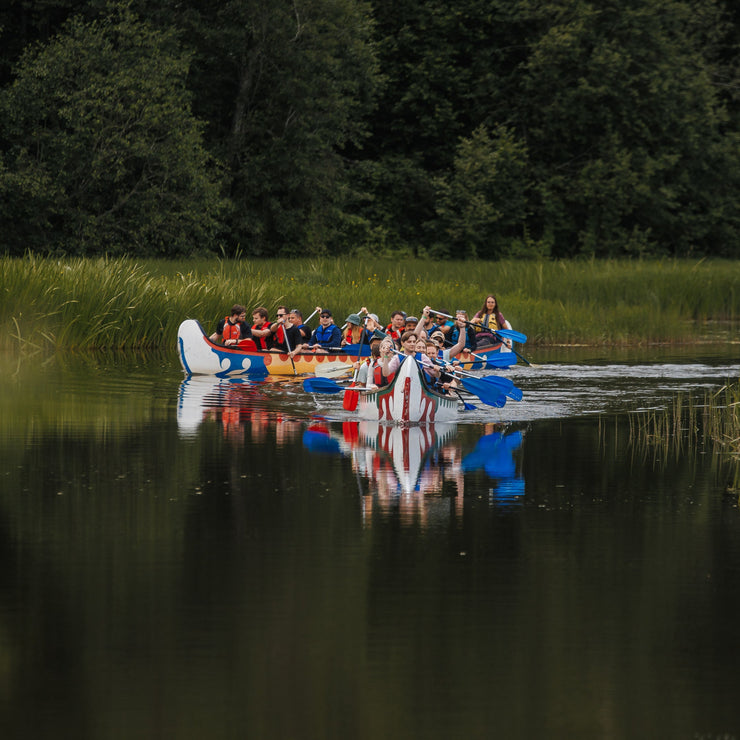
[252,322,270,350]
[223,317,241,344]
[373,363,391,387]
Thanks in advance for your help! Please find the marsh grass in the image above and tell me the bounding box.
[1,255,738,350]
[627,380,740,491]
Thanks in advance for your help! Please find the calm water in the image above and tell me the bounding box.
[1,346,739,739]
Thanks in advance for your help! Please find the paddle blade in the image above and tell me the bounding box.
[477,373,523,401]
[483,353,518,369]
[343,388,359,411]
[495,329,527,344]
[315,363,353,378]
[460,377,507,407]
[303,377,342,394]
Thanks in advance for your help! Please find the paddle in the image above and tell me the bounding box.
[305,307,321,324]
[435,360,523,402]
[303,377,345,394]
[453,388,477,411]
[343,315,367,411]
[315,363,354,378]
[430,308,533,367]
[469,349,518,369]
[281,318,297,376]
[429,309,528,344]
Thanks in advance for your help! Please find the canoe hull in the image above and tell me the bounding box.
[177,319,359,377]
[357,357,459,423]
[177,318,510,376]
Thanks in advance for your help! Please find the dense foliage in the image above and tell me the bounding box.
[0,0,737,258]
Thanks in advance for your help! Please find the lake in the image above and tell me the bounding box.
[1,345,739,739]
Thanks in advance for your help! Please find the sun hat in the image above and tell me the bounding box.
[345,313,362,325]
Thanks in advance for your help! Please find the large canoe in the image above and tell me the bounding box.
[355,355,460,423]
[177,318,510,377]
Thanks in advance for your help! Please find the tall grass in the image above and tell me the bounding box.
[627,380,740,491]
[1,255,738,350]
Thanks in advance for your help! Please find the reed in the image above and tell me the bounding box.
[627,380,740,491]
[1,255,738,350]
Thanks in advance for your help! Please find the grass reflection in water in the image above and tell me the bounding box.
[625,379,740,493]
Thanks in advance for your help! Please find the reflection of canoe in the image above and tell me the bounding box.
[176,374,263,435]
[178,318,508,377]
[354,420,457,494]
[357,356,459,423]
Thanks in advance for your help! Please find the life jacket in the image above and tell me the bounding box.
[252,322,271,350]
[223,317,241,344]
[373,363,390,387]
[477,312,500,332]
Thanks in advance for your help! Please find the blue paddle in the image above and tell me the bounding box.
[469,350,518,369]
[303,376,345,394]
[429,309,528,344]
[444,365,523,402]
[458,376,509,407]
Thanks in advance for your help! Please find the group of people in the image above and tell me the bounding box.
[209,295,514,392]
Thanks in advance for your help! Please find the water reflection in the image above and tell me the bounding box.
[177,374,304,443]
[177,375,526,521]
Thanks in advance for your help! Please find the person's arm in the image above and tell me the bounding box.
[251,326,272,338]
[209,318,225,343]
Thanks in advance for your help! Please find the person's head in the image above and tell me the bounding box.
[414,337,427,353]
[425,340,438,356]
[400,331,417,353]
[370,341,381,359]
[380,338,394,356]
[252,306,268,326]
[455,309,468,326]
[289,308,303,325]
[319,309,333,325]
[345,313,362,327]
[430,330,446,349]
[230,304,247,320]
[391,311,406,329]
[479,294,499,316]
[405,316,418,331]
[366,313,380,331]
[275,305,288,320]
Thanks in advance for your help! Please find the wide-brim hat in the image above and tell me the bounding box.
[345,313,362,325]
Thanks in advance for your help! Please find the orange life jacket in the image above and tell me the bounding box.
[223,317,241,344]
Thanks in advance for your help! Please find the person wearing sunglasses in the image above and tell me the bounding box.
[295,310,342,354]
[270,305,302,353]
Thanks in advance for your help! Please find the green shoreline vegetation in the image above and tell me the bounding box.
[1,255,738,352]
[626,381,740,492]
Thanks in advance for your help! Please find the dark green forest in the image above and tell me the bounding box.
[0,0,737,259]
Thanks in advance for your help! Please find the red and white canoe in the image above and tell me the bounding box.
[356,356,459,423]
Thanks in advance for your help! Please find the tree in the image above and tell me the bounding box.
[0,3,225,255]
[433,125,533,258]
[137,0,380,255]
